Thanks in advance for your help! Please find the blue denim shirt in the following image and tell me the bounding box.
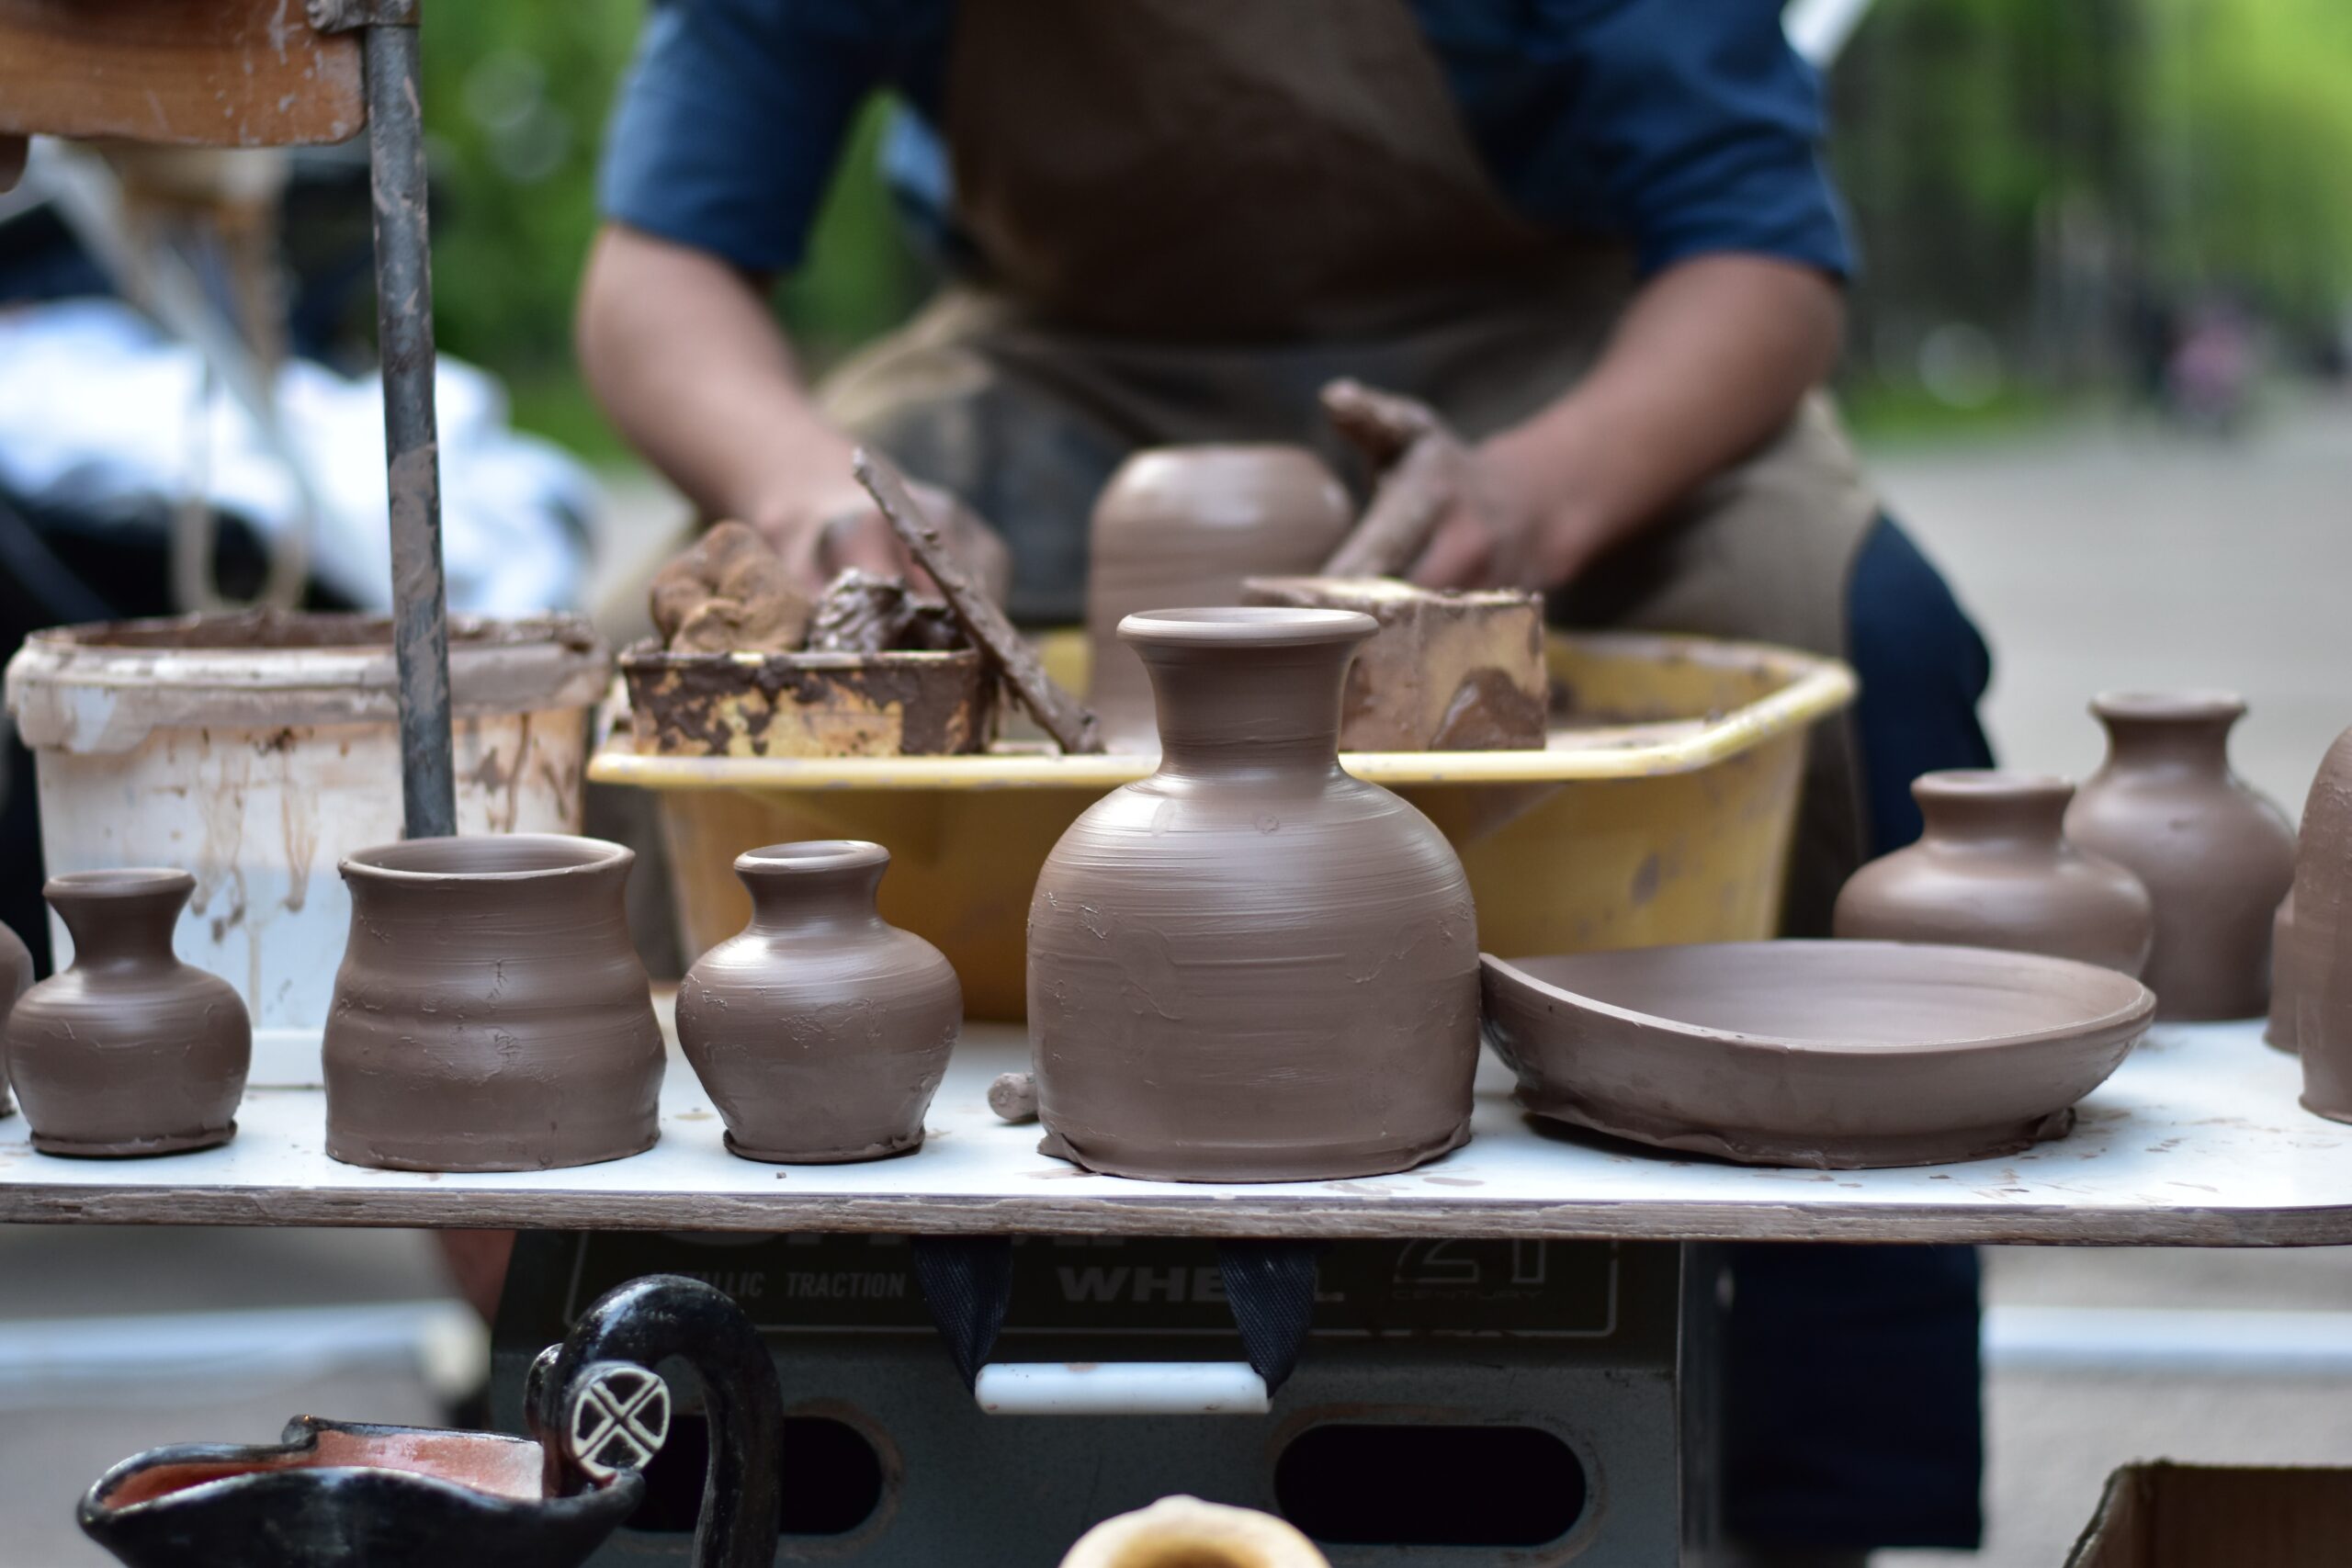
[599,0,1851,287]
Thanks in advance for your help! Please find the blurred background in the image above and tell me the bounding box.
[3,1,2351,1562]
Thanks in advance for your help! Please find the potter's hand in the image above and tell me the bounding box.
[756,470,1012,605]
[1322,380,1567,592]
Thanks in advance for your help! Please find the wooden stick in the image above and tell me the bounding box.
[1319,379,1465,580]
[854,447,1104,755]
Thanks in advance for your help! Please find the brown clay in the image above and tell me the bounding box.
[648,521,811,654]
[1318,381,1463,580]
[2064,692,2296,1020]
[856,446,1104,754]
[1833,772,2154,975]
[675,841,960,1163]
[987,1071,1039,1123]
[0,919,29,1118]
[806,569,962,654]
[322,835,664,1172]
[2289,727,2352,1120]
[2268,893,2299,1053]
[1086,446,1352,746]
[1482,941,2154,1169]
[6,870,249,1156]
[1028,607,1480,1182]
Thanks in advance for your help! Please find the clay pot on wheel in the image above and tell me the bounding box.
[6,870,249,1156]
[1086,446,1353,747]
[323,835,664,1172]
[1030,607,1480,1182]
[2064,692,2295,1020]
[676,840,960,1162]
[0,919,31,1118]
[1833,771,2154,975]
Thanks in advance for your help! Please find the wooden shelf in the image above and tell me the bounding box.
[1,1021,2343,1244]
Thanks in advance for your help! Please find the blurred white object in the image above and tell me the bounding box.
[0,297,594,614]
[1784,0,1877,66]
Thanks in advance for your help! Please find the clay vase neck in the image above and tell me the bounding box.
[2089,693,2244,775]
[50,872,190,973]
[1913,773,2072,852]
[1128,606,1368,782]
[735,842,889,936]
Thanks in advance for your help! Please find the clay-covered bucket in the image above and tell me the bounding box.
[4,609,608,1028]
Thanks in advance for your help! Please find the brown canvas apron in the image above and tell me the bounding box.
[817,0,1878,931]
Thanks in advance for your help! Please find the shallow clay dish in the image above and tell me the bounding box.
[1480,941,2154,1169]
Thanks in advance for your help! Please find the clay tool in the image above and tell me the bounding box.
[854,447,1104,755]
[1319,379,1465,580]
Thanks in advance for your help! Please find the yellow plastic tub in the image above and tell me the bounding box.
[592,630,1854,1020]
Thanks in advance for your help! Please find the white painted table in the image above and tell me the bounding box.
[1,1021,2344,1244]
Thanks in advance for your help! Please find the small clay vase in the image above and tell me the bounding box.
[6,870,249,1156]
[676,840,960,1163]
[1086,446,1353,747]
[1833,772,2154,975]
[2290,727,2352,1120]
[2268,893,2299,1053]
[1030,607,1481,1182]
[2064,692,2296,1021]
[0,919,31,1119]
[323,835,664,1172]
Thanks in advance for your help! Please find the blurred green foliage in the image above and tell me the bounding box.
[415,2,2352,456]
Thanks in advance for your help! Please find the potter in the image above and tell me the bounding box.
[581,0,2000,1546]
[677,840,961,1163]
[1028,607,1479,1182]
[6,870,249,1157]
[2064,692,2295,1021]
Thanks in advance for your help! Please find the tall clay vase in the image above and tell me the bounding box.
[0,919,31,1119]
[2064,693,2295,1021]
[5,870,249,1156]
[1833,772,2154,975]
[1086,446,1353,748]
[323,835,664,1171]
[1029,607,1481,1181]
[2290,728,2352,1120]
[676,841,960,1163]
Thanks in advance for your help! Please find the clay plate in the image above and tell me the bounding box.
[1481,941,2154,1168]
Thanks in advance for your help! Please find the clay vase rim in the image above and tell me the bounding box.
[1481,942,2155,1055]
[733,840,889,877]
[1912,769,2073,804]
[44,867,197,903]
[1118,605,1377,650]
[2091,690,2246,726]
[340,832,633,884]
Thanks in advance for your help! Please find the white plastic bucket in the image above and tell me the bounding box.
[5,610,608,1028]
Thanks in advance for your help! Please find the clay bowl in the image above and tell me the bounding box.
[1480,941,2154,1168]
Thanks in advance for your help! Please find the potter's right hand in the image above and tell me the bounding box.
[754,471,1012,604]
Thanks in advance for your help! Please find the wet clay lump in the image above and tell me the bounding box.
[1834,771,2154,975]
[676,841,960,1163]
[1028,607,1480,1182]
[6,869,249,1156]
[322,835,664,1172]
[2064,692,2294,1021]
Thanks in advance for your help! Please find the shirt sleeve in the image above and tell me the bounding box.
[1499,0,1855,278]
[595,0,930,275]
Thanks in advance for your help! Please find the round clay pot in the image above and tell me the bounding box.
[322,835,663,1172]
[1029,607,1480,1182]
[2268,893,2299,1053]
[6,870,249,1156]
[1085,446,1352,748]
[0,919,31,1119]
[2064,692,2295,1021]
[2290,727,2352,1120]
[1833,771,2154,975]
[675,840,960,1163]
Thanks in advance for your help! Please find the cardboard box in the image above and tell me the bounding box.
[2067,1463,2352,1566]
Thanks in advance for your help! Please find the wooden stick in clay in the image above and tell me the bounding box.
[853,447,1105,755]
[1319,378,1467,580]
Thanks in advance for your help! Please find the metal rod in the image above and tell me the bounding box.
[363,21,455,839]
